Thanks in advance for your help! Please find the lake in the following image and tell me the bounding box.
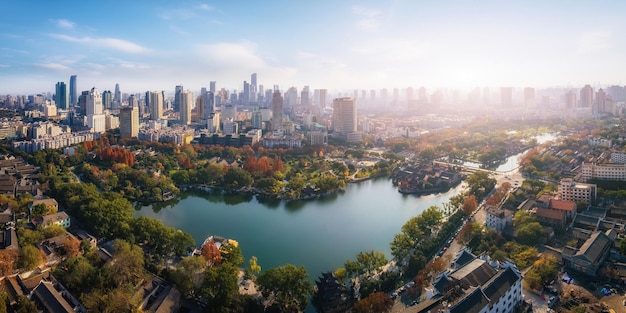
[136,178,467,280]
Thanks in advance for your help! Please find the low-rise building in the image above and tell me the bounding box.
[557,178,596,205]
[485,206,513,233]
[33,211,70,228]
[562,230,614,276]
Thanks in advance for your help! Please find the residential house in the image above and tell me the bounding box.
[485,206,514,233]
[549,199,577,222]
[562,230,614,276]
[33,211,70,228]
[535,208,566,229]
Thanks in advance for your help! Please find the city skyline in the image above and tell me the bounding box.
[2,1,626,94]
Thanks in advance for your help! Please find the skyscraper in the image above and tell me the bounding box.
[120,105,139,138]
[595,88,607,113]
[102,90,112,110]
[210,81,216,93]
[271,90,283,131]
[54,82,68,110]
[149,91,163,120]
[251,73,257,102]
[301,86,310,108]
[580,84,593,108]
[86,87,106,133]
[69,75,77,107]
[332,97,357,134]
[114,83,121,104]
[203,90,214,119]
[180,90,193,125]
[319,89,327,109]
[174,85,183,112]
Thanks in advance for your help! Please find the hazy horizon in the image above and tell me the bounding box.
[2,1,626,94]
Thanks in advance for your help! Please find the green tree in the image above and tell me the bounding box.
[170,255,207,298]
[14,295,37,313]
[220,244,244,267]
[256,264,313,312]
[222,167,254,189]
[620,237,626,255]
[63,256,96,292]
[516,222,543,246]
[201,262,239,312]
[18,245,43,271]
[513,210,536,228]
[105,239,145,287]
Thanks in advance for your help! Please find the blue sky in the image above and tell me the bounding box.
[1,1,625,94]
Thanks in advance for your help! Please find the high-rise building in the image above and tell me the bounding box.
[180,90,193,125]
[332,97,357,134]
[524,87,535,108]
[243,81,250,103]
[565,90,577,108]
[102,90,112,110]
[301,86,310,108]
[271,90,283,131]
[580,84,593,108]
[114,83,121,104]
[318,89,327,109]
[251,73,257,102]
[86,87,106,133]
[203,90,214,119]
[210,81,216,93]
[149,91,163,120]
[128,94,138,109]
[69,75,77,107]
[500,87,513,107]
[54,82,68,110]
[86,87,103,116]
[174,85,183,112]
[596,88,607,113]
[119,105,139,138]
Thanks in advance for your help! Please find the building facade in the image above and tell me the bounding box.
[119,106,139,138]
[557,178,596,204]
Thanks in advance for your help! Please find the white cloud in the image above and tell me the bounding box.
[51,19,76,29]
[49,34,151,54]
[36,63,70,71]
[352,5,383,31]
[197,3,214,11]
[577,31,611,54]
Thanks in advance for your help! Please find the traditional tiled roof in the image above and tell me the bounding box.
[549,199,576,212]
[450,259,497,289]
[32,281,74,313]
[450,287,489,313]
[536,208,565,221]
[575,231,611,264]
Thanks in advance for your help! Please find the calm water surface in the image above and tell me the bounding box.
[136,178,466,279]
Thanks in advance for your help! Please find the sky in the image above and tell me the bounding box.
[1,0,626,94]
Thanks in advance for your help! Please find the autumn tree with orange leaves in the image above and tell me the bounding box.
[354,292,393,313]
[201,239,222,267]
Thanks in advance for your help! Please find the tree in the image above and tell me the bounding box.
[354,292,393,313]
[201,239,222,266]
[42,224,66,238]
[516,222,543,246]
[222,167,254,189]
[201,262,240,312]
[513,210,536,228]
[621,237,626,255]
[248,256,261,277]
[18,245,43,271]
[220,244,244,267]
[105,239,145,287]
[63,256,96,292]
[0,250,17,277]
[256,264,313,312]
[64,236,81,258]
[14,295,37,313]
[462,195,478,216]
[170,255,207,298]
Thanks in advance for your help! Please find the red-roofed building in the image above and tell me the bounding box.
[535,207,566,229]
[549,199,577,221]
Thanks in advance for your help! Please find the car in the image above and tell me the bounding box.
[391,292,398,300]
[442,247,447,252]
